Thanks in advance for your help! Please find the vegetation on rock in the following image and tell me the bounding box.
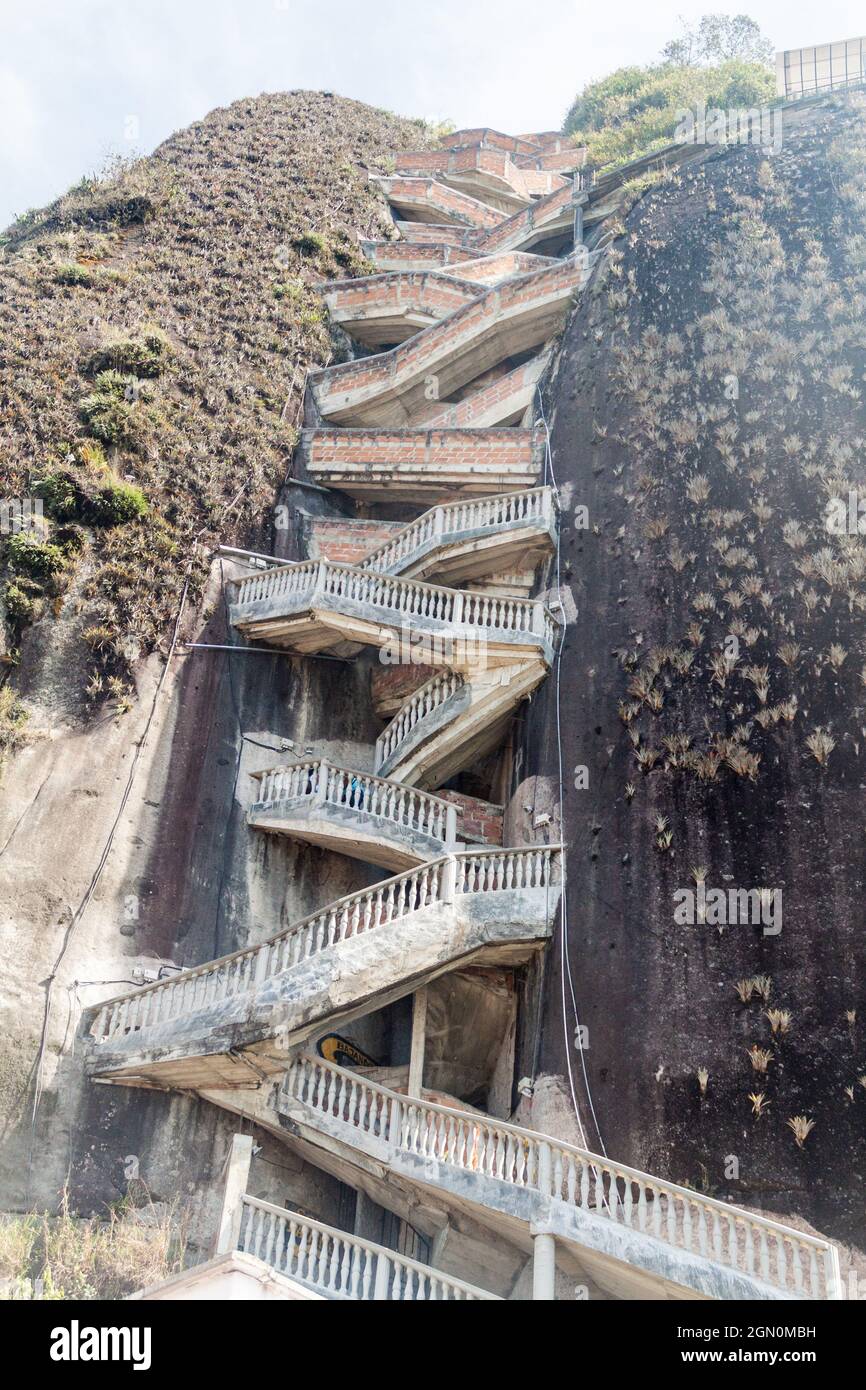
[564,13,776,169]
[0,92,430,699]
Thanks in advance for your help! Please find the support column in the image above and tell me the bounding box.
[214,1133,253,1256]
[407,986,428,1098]
[532,1231,556,1301]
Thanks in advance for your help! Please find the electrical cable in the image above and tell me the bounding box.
[535,381,607,1158]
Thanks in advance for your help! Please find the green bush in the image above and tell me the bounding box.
[6,534,66,580]
[85,328,171,378]
[54,524,87,555]
[3,581,36,623]
[33,473,79,518]
[272,279,305,302]
[294,231,326,256]
[564,59,777,169]
[53,263,95,287]
[90,481,149,526]
[0,687,29,761]
[79,372,139,447]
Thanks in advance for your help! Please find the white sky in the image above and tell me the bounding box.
[0,0,860,229]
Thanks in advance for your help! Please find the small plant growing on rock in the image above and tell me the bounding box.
[748,1092,770,1118]
[79,372,140,447]
[0,686,29,769]
[747,1044,774,1073]
[6,534,66,580]
[735,978,755,1003]
[90,481,148,526]
[805,727,835,766]
[786,1115,815,1148]
[766,1008,792,1035]
[85,326,171,379]
[294,230,327,257]
[697,1067,709,1096]
[53,262,95,287]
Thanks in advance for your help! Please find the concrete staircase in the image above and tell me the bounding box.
[88,845,561,1087]
[233,1195,501,1300]
[87,121,842,1302]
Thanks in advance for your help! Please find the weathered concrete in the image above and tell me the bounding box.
[87,867,558,1087]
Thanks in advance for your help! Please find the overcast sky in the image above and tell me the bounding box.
[1,0,859,230]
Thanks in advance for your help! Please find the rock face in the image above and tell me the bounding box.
[2,83,864,1277]
[524,98,866,1245]
[0,91,424,1240]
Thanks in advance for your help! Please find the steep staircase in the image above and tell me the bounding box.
[87,122,841,1302]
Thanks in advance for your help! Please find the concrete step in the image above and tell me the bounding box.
[373,176,503,229]
[268,1055,841,1303]
[234,1195,501,1300]
[412,350,550,430]
[247,759,458,870]
[320,269,483,348]
[86,846,560,1089]
[374,658,548,788]
[360,486,557,584]
[390,148,566,213]
[309,257,584,427]
[226,559,559,669]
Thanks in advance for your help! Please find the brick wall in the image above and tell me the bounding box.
[370,663,437,717]
[304,425,544,471]
[437,789,503,846]
[380,177,502,229]
[322,271,480,320]
[305,517,403,566]
[360,241,476,272]
[438,129,540,156]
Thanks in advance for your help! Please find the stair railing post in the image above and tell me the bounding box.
[441,853,457,905]
[214,1133,253,1257]
[387,1093,403,1147]
[312,558,327,603]
[373,1252,391,1301]
[444,804,458,854]
[315,759,329,803]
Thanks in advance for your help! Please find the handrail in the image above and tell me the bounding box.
[361,486,555,577]
[90,846,562,1044]
[375,671,465,770]
[283,1054,841,1301]
[249,758,458,843]
[237,1195,500,1300]
[309,253,582,389]
[230,558,559,651]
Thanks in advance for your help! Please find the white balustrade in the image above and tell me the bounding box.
[250,759,457,842]
[282,1051,840,1302]
[361,487,555,577]
[237,1196,499,1300]
[230,558,555,643]
[90,847,561,1045]
[375,671,464,770]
